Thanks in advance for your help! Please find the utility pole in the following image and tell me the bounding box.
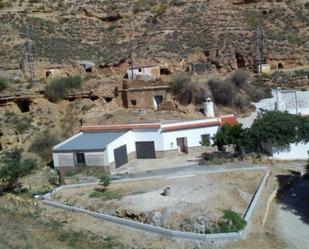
[25,23,36,83]
[255,25,263,74]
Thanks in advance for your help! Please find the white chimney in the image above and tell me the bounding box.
[203,97,215,118]
[275,88,286,111]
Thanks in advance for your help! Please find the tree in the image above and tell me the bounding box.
[0,149,36,193]
[250,111,306,148]
[212,123,250,156]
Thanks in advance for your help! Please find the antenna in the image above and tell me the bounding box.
[26,23,36,82]
[255,25,263,74]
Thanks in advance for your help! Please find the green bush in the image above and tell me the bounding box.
[0,0,5,9]
[215,209,246,233]
[0,77,8,91]
[99,174,111,188]
[29,133,60,159]
[44,76,82,102]
[0,149,37,193]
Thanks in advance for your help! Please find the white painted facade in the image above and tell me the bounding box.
[273,143,309,160]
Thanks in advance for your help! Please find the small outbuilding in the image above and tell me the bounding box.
[53,115,237,173]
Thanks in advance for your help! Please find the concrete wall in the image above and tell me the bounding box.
[273,142,309,160]
[53,152,106,168]
[85,152,105,166]
[53,153,75,167]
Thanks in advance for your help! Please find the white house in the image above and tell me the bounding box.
[52,115,236,173]
[127,65,160,81]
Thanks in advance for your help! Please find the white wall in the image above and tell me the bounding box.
[161,126,219,151]
[127,67,158,80]
[133,129,164,151]
[273,142,309,160]
[106,131,135,163]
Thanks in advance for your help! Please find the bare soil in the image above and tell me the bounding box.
[52,170,264,232]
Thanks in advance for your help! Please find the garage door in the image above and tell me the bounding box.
[114,145,128,168]
[136,141,156,159]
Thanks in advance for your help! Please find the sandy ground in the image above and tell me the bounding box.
[0,161,307,249]
[53,170,263,231]
[113,151,202,175]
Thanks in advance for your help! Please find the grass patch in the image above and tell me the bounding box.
[89,189,123,201]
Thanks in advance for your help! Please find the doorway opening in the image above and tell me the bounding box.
[177,137,188,153]
[16,99,31,113]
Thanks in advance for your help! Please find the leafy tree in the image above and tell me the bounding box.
[250,111,305,148]
[212,123,249,156]
[0,149,36,193]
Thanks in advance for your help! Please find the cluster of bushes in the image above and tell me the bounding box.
[171,70,271,110]
[209,70,271,111]
[171,73,209,105]
[44,76,82,102]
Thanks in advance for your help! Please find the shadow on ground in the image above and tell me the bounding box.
[276,171,309,225]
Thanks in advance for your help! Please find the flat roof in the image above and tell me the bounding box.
[53,132,125,152]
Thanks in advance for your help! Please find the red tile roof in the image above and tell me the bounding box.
[80,123,161,132]
[220,115,238,125]
[80,115,237,133]
[161,121,221,132]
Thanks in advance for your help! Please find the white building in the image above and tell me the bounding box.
[127,65,160,81]
[53,115,236,173]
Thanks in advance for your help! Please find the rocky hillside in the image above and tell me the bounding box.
[0,0,308,77]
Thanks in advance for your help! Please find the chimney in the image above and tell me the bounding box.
[275,87,286,111]
[203,97,215,118]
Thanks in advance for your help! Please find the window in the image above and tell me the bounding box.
[131,99,137,105]
[75,153,85,166]
[201,134,211,146]
[138,68,142,72]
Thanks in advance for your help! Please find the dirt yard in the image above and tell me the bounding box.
[52,170,264,232]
